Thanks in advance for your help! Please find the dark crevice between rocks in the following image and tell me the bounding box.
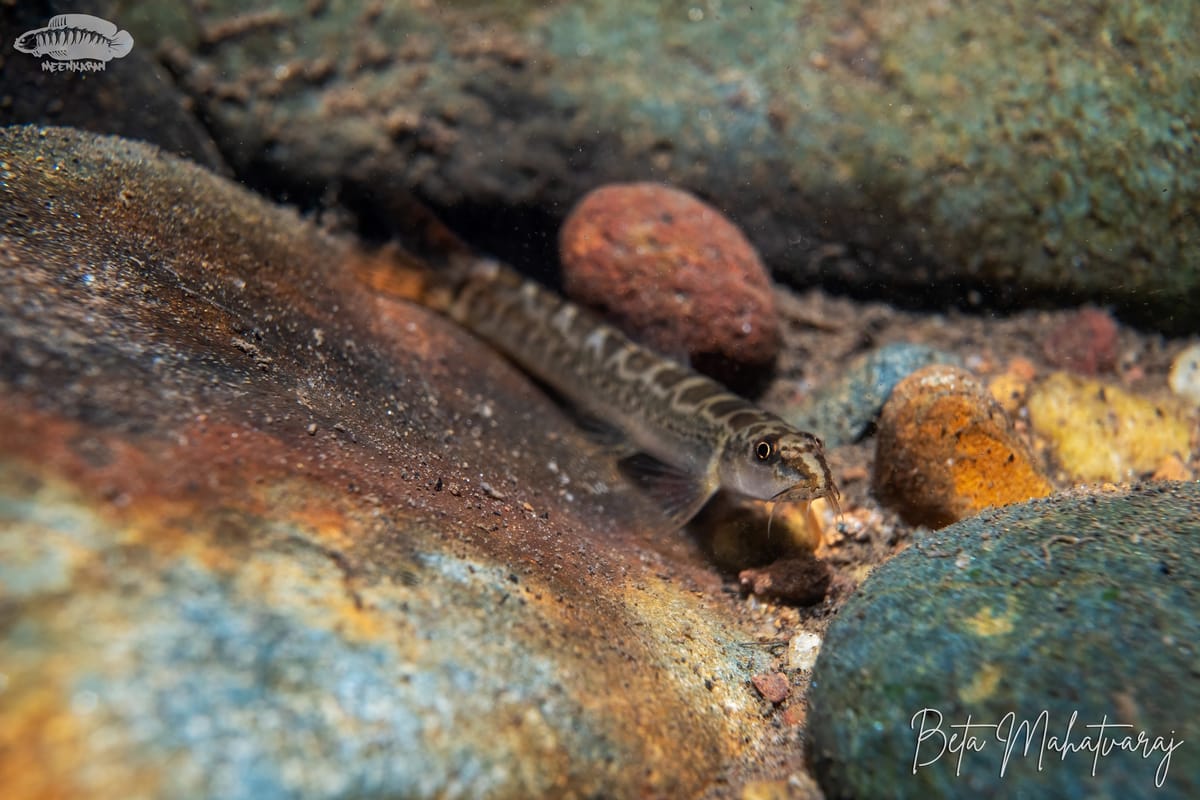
[786,238,1197,337]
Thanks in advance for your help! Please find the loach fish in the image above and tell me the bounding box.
[431,257,838,529]
[14,14,134,62]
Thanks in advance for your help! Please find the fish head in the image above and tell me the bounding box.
[14,30,42,53]
[718,424,838,509]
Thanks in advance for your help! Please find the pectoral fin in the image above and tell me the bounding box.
[619,453,717,529]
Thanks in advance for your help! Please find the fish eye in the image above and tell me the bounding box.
[754,440,774,461]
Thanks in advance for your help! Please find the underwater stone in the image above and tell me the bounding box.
[1028,372,1196,483]
[1041,306,1120,376]
[130,0,1200,331]
[750,672,790,705]
[559,182,780,389]
[1169,344,1200,406]
[873,365,1053,528]
[0,125,791,799]
[808,482,1200,799]
[779,343,959,447]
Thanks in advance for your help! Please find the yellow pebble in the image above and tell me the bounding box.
[1027,372,1195,483]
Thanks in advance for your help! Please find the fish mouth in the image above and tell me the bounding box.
[769,483,841,516]
[765,483,842,540]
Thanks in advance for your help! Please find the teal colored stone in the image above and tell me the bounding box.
[808,482,1200,799]
[121,0,1200,330]
[781,343,959,446]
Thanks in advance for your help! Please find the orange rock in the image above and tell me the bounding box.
[1007,356,1038,382]
[1153,454,1192,482]
[559,182,779,390]
[987,369,1030,416]
[873,365,1054,528]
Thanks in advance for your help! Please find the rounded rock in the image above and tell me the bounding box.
[1041,306,1119,375]
[0,126,786,799]
[1028,371,1195,483]
[559,182,779,388]
[808,482,1200,799]
[1169,343,1200,406]
[781,343,960,448]
[873,365,1053,528]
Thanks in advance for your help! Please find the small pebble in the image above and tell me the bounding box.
[1169,343,1200,405]
[559,182,779,390]
[1042,306,1118,375]
[786,631,822,672]
[750,672,790,704]
[739,554,831,605]
[700,494,821,571]
[873,365,1053,528]
[781,705,807,728]
[1028,371,1194,482]
[479,481,505,500]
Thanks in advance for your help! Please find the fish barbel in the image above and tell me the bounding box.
[433,258,838,527]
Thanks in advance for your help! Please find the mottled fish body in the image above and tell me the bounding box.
[443,259,837,525]
[15,14,133,62]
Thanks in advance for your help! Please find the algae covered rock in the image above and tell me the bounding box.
[780,343,959,448]
[808,482,1200,799]
[126,0,1200,329]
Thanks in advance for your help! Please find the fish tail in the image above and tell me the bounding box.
[109,29,133,58]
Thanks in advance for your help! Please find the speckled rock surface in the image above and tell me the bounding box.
[124,0,1200,330]
[1028,372,1196,483]
[560,182,779,388]
[0,125,790,798]
[808,482,1200,799]
[873,365,1053,528]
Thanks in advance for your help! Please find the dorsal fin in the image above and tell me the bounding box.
[49,14,118,37]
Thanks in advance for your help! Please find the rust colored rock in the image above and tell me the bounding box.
[750,672,791,705]
[1042,306,1119,375]
[0,126,792,799]
[873,365,1054,528]
[559,182,780,389]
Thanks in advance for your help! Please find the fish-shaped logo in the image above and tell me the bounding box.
[15,13,133,63]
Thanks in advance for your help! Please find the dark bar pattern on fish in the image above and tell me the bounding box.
[438,258,838,527]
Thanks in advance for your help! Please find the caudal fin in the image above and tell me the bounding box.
[109,29,133,58]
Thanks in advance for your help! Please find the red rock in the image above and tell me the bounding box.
[781,704,807,727]
[1042,306,1119,375]
[750,672,791,704]
[559,183,779,389]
